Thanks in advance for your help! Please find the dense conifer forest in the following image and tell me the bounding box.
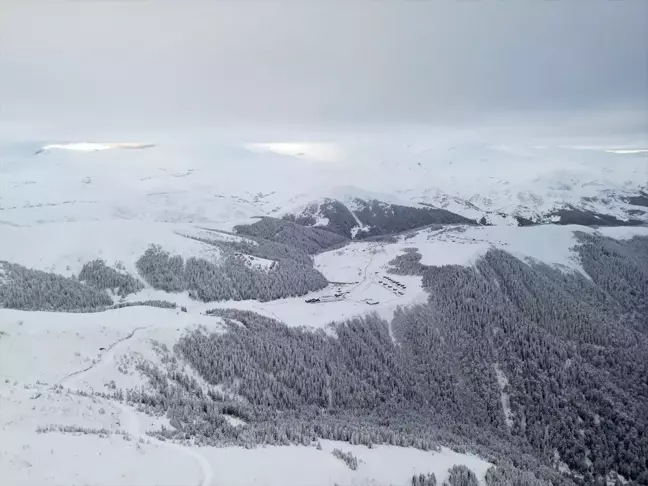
[122,234,648,485]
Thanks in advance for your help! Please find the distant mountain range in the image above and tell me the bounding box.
[1,139,645,230]
[281,190,647,240]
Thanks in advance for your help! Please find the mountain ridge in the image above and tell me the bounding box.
[280,191,647,240]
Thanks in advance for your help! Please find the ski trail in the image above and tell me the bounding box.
[58,325,214,486]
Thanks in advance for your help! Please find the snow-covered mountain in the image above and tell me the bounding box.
[1,138,646,229]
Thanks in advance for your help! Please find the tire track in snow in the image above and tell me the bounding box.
[58,325,214,486]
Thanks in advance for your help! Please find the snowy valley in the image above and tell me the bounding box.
[1,140,648,486]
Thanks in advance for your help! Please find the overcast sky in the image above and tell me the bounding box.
[1,0,647,138]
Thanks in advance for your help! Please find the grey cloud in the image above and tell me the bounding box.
[0,1,646,134]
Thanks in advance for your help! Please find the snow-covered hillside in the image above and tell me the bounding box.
[0,306,492,486]
[1,136,647,485]
[0,221,222,277]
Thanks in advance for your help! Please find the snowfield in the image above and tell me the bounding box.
[0,307,220,387]
[1,138,646,227]
[0,221,222,278]
[401,224,599,271]
[200,441,491,486]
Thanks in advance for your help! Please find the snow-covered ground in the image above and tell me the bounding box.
[201,441,491,486]
[1,136,646,485]
[0,221,222,277]
[0,305,492,486]
[400,224,601,271]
